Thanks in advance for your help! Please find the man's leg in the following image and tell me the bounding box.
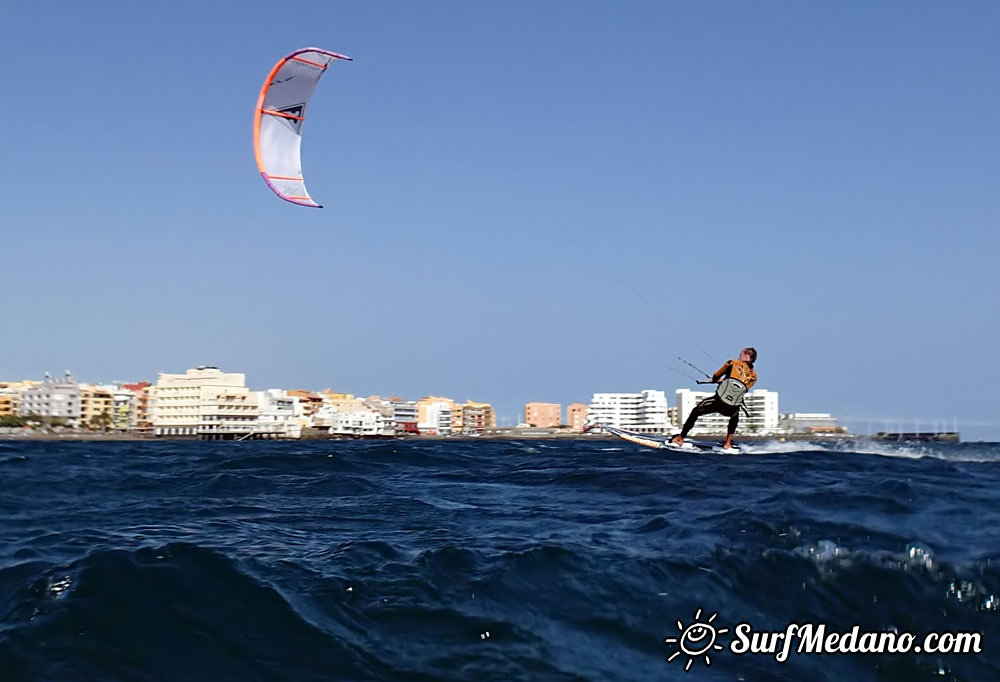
[673,399,715,445]
[722,410,739,449]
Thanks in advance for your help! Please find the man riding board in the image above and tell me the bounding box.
[671,347,757,451]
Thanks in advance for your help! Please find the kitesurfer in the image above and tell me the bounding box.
[670,348,757,451]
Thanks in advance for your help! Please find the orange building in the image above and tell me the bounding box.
[567,403,589,431]
[123,382,153,431]
[524,402,561,428]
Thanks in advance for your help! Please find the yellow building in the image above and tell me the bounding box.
[322,391,354,401]
[80,385,115,430]
[451,402,465,432]
[0,384,17,417]
[461,401,496,433]
[0,381,40,417]
[321,391,364,412]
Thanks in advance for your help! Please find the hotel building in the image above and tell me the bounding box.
[152,366,256,437]
[586,390,670,434]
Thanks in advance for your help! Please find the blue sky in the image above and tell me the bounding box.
[4,1,999,438]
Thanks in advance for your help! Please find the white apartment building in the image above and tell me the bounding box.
[257,389,304,438]
[742,390,779,433]
[310,405,335,429]
[675,388,780,435]
[418,401,452,435]
[389,398,418,434]
[18,373,82,426]
[109,385,138,430]
[321,395,397,437]
[330,410,394,437]
[152,366,255,437]
[586,390,670,434]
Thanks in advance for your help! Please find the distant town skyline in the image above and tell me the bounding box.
[3,366,840,440]
[2,364,955,437]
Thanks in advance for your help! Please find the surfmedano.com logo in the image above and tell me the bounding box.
[665,607,982,671]
[664,608,729,671]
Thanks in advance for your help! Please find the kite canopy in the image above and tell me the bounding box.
[253,47,352,208]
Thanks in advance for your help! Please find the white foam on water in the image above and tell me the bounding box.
[738,439,1000,463]
[738,441,830,455]
[830,440,1000,463]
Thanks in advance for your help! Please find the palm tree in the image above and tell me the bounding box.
[88,410,112,432]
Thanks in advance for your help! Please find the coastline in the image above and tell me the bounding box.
[0,430,862,443]
[0,426,961,444]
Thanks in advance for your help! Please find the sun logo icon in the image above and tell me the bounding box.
[665,607,728,671]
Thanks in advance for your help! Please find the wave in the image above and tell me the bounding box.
[0,543,412,682]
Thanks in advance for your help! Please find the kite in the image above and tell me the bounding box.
[253,47,352,207]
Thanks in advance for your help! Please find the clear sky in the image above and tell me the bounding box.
[4,1,999,438]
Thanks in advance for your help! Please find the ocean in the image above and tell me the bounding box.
[1,438,998,681]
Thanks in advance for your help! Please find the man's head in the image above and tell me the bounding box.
[740,347,757,364]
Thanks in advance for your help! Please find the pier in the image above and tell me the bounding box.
[871,431,960,443]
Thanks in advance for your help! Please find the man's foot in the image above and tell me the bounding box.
[721,439,735,450]
[670,435,684,447]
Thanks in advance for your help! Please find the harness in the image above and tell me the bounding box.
[714,359,756,406]
[715,377,749,406]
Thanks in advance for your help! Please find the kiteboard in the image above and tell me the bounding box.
[596,425,741,455]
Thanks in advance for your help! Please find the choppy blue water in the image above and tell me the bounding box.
[1,438,999,681]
